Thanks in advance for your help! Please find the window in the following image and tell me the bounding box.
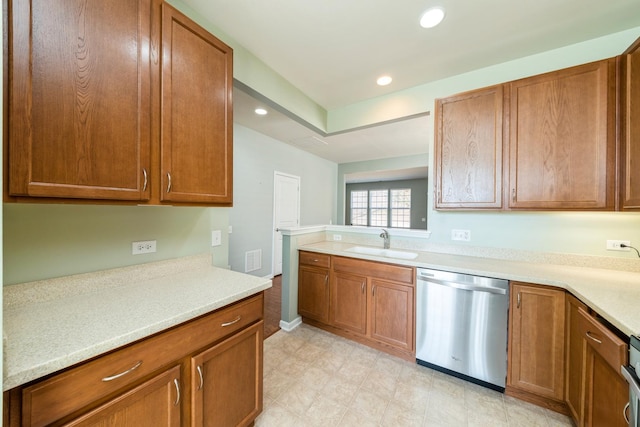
[369,190,388,227]
[349,188,411,228]
[391,189,411,228]
[350,191,368,226]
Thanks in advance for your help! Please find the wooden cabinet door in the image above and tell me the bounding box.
[583,346,629,427]
[565,294,588,424]
[508,60,616,209]
[434,85,504,208]
[64,365,181,427]
[191,322,263,427]
[508,283,565,401]
[160,4,233,204]
[620,37,640,209]
[9,0,152,201]
[369,279,414,352]
[575,305,629,427]
[330,272,367,335]
[298,266,330,323]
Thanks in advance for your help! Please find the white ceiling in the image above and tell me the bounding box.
[184,0,640,165]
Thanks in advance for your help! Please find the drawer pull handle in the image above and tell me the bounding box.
[101,360,143,382]
[221,316,241,327]
[173,379,180,406]
[585,331,602,344]
[197,365,204,390]
[313,259,319,262]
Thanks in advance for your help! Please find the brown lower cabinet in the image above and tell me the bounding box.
[508,284,630,424]
[298,252,415,360]
[566,294,629,427]
[507,282,567,413]
[5,294,264,427]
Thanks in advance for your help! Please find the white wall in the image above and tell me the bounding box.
[228,125,338,277]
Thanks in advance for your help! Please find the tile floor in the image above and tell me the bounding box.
[256,323,574,427]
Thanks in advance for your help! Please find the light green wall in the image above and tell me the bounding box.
[3,204,229,285]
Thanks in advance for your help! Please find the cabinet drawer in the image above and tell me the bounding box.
[576,307,628,373]
[299,251,331,268]
[21,293,263,427]
[332,256,414,285]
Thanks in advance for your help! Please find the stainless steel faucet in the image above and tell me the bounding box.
[380,229,390,249]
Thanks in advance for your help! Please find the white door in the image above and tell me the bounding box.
[273,172,300,276]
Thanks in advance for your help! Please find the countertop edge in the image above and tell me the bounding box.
[298,242,639,337]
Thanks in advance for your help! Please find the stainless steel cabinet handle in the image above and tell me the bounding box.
[101,360,143,382]
[173,379,180,406]
[419,276,508,295]
[166,172,172,193]
[197,365,204,390]
[517,292,521,308]
[324,275,328,285]
[142,168,148,192]
[623,402,630,424]
[372,285,376,296]
[361,282,365,293]
[585,331,602,344]
[221,316,241,327]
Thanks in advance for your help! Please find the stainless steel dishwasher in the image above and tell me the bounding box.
[416,268,509,391]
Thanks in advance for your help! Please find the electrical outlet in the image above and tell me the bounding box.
[451,229,471,242]
[606,240,631,251]
[212,230,222,247]
[132,240,156,255]
[333,234,342,241]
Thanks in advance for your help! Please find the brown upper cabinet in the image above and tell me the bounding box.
[620,37,640,210]
[435,58,617,211]
[160,4,233,204]
[6,0,233,206]
[508,60,616,210]
[434,85,504,209]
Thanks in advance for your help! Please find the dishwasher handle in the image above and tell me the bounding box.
[622,365,640,399]
[418,275,507,295]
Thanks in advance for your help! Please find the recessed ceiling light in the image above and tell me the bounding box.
[377,75,393,86]
[254,108,268,115]
[420,7,445,28]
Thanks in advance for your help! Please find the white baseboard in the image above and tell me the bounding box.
[279,316,302,332]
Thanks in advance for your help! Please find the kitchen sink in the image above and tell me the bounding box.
[345,246,418,260]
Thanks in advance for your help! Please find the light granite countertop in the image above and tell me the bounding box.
[3,254,272,391]
[299,241,640,338]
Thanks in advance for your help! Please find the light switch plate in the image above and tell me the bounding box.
[212,230,222,247]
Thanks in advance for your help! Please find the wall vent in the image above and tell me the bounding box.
[245,249,262,273]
